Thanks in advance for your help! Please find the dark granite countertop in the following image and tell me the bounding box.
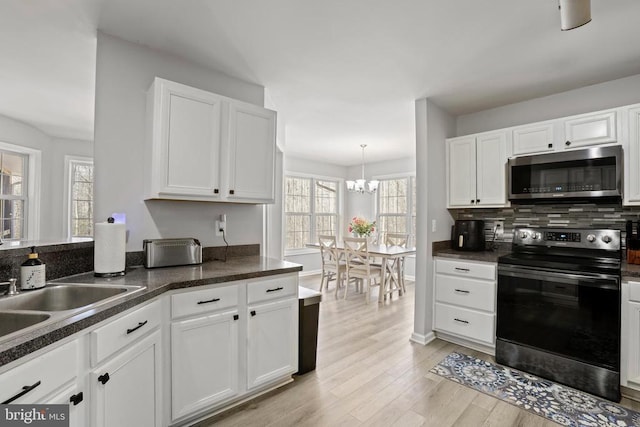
[0,256,302,367]
[433,248,510,263]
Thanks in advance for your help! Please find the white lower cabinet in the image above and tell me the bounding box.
[44,383,85,427]
[91,329,162,427]
[622,281,640,392]
[433,258,497,350]
[247,298,298,390]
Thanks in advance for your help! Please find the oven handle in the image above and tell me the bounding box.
[498,265,619,290]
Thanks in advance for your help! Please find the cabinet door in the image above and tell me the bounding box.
[626,300,640,389]
[447,136,477,207]
[91,331,161,427]
[247,298,297,390]
[512,123,555,155]
[171,310,239,421]
[226,102,276,203]
[563,111,617,149]
[151,79,223,199]
[626,107,640,204]
[43,384,85,427]
[476,132,508,206]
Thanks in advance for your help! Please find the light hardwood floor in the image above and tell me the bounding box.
[198,275,640,426]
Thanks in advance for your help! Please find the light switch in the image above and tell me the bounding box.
[432,219,437,232]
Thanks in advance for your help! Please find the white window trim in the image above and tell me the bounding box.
[283,172,344,256]
[373,173,417,246]
[63,155,93,239]
[0,141,41,241]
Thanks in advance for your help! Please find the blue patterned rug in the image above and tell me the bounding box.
[431,352,640,427]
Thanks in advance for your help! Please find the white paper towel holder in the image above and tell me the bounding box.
[94,217,127,278]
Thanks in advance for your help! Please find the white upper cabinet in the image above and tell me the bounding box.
[625,105,640,205]
[563,110,617,149]
[512,123,555,155]
[145,77,276,204]
[447,132,508,208]
[226,102,276,203]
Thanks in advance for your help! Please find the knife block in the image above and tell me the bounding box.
[628,238,640,265]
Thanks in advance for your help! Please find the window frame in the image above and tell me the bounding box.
[374,173,417,247]
[283,172,343,256]
[64,155,94,240]
[0,141,41,241]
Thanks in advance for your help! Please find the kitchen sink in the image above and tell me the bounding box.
[0,312,51,337]
[0,284,139,312]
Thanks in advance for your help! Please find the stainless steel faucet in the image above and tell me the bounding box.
[1,278,19,295]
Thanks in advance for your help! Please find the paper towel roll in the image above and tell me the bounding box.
[94,222,126,275]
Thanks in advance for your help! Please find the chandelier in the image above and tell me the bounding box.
[346,144,379,194]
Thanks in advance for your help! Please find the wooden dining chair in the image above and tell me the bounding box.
[318,235,347,297]
[343,237,383,303]
[385,232,409,293]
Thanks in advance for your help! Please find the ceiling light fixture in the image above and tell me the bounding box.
[346,144,379,194]
[559,0,591,31]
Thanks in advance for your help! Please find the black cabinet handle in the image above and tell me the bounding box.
[250,310,257,317]
[197,297,220,305]
[470,199,475,204]
[98,373,110,385]
[214,188,219,194]
[454,289,470,294]
[454,318,469,325]
[126,320,148,334]
[565,140,571,146]
[476,199,480,203]
[454,267,470,272]
[70,392,83,406]
[233,314,239,321]
[266,287,283,293]
[229,189,235,195]
[2,381,41,404]
[548,143,553,148]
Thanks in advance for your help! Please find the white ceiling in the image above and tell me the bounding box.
[2,1,640,165]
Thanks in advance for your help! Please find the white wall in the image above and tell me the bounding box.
[94,33,267,251]
[457,73,640,136]
[413,98,455,345]
[0,114,92,241]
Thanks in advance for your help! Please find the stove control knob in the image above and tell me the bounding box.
[602,235,612,244]
[520,231,529,239]
[586,234,596,243]
[531,233,539,240]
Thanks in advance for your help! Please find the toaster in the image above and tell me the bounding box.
[451,220,485,251]
[143,238,202,268]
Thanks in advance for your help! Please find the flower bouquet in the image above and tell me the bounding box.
[348,217,376,237]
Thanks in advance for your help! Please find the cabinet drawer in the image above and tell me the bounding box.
[91,300,161,366]
[247,275,297,304]
[434,303,495,345]
[629,281,640,303]
[0,340,78,404]
[435,258,496,281]
[171,284,238,319]
[435,274,496,312]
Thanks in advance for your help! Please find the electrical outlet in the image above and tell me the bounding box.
[215,214,227,237]
[494,221,504,238]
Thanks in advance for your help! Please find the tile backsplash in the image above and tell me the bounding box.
[450,203,640,248]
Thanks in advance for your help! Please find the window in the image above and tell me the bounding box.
[376,176,416,245]
[66,157,94,238]
[285,176,339,251]
[0,149,27,240]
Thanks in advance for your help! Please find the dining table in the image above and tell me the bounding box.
[307,241,416,301]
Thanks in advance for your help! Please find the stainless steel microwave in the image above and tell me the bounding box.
[508,145,622,203]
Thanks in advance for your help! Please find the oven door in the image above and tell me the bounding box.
[497,264,620,370]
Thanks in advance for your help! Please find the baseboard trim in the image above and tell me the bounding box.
[410,331,436,345]
[435,331,495,356]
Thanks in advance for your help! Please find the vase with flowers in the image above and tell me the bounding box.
[348,217,376,238]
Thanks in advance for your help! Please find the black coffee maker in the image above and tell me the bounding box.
[451,220,485,251]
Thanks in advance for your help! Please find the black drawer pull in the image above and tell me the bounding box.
[454,267,470,272]
[197,297,221,305]
[470,199,475,204]
[2,381,41,404]
[250,310,257,317]
[229,189,235,195]
[266,287,283,293]
[454,318,469,325]
[126,320,148,334]
[565,140,571,146]
[476,199,480,203]
[233,314,239,321]
[70,392,83,406]
[98,373,110,385]
[548,143,553,148]
[214,188,219,194]
[454,289,470,294]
